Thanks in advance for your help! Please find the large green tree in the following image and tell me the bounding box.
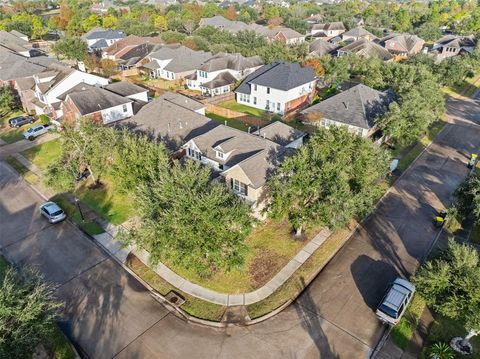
[0,86,16,116]
[52,36,88,61]
[0,267,60,358]
[453,172,480,222]
[113,129,170,193]
[123,159,253,276]
[414,239,480,348]
[267,127,390,236]
[45,120,115,191]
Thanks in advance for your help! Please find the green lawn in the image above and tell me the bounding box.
[420,314,480,359]
[247,224,354,319]
[22,139,62,170]
[393,120,447,172]
[390,294,426,350]
[75,174,133,225]
[165,220,318,294]
[0,111,37,144]
[51,194,105,236]
[442,75,480,99]
[470,224,480,244]
[126,255,226,321]
[218,100,265,117]
[206,112,251,132]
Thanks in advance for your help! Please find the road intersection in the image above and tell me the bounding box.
[0,96,479,358]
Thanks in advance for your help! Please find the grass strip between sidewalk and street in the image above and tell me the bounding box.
[4,156,105,237]
[392,120,446,173]
[0,256,75,359]
[390,294,426,350]
[126,254,226,322]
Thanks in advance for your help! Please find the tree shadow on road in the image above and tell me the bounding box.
[350,255,399,311]
[294,277,340,359]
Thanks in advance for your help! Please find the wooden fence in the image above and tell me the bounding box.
[201,92,235,104]
[204,103,267,127]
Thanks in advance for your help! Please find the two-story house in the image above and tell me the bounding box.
[379,33,425,57]
[301,83,394,138]
[235,61,317,115]
[430,35,476,61]
[185,53,263,96]
[82,27,126,51]
[310,22,345,39]
[31,63,109,119]
[143,44,213,81]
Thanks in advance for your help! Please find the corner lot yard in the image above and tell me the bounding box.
[164,220,321,294]
[19,139,133,226]
[218,99,265,118]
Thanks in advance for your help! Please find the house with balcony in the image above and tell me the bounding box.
[301,83,394,138]
[185,52,263,96]
[235,61,317,115]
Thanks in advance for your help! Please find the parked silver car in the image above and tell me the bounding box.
[376,278,415,326]
[39,202,67,224]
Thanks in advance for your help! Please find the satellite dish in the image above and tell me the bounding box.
[390,159,399,172]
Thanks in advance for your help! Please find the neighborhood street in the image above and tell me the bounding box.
[0,95,479,358]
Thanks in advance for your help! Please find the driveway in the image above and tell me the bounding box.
[0,95,479,358]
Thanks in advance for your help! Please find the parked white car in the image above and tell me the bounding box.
[23,124,51,141]
[376,278,415,326]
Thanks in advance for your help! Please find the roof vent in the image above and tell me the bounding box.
[343,102,348,109]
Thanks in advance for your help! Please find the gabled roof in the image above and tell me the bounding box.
[198,52,263,72]
[434,34,475,48]
[83,27,125,40]
[188,124,282,169]
[312,22,345,31]
[126,92,215,150]
[236,61,316,94]
[105,81,147,97]
[0,48,58,81]
[253,121,305,146]
[199,15,250,33]
[103,35,164,56]
[10,30,27,39]
[0,30,31,54]
[339,38,393,61]
[66,85,132,115]
[309,38,338,56]
[301,83,394,129]
[380,33,425,53]
[200,72,237,89]
[34,63,76,95]
[90,39,108,49]
[118,43,163,66]
[342,27,376,39]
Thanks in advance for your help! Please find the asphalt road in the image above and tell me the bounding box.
[0,96,479,358]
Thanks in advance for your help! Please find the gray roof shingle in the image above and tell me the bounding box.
[301,83,394,129]
[236,61,316,93]
[105,81,147,97]
[66,85,132,115]
[338,38,393,61]
[125,92,216,150]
